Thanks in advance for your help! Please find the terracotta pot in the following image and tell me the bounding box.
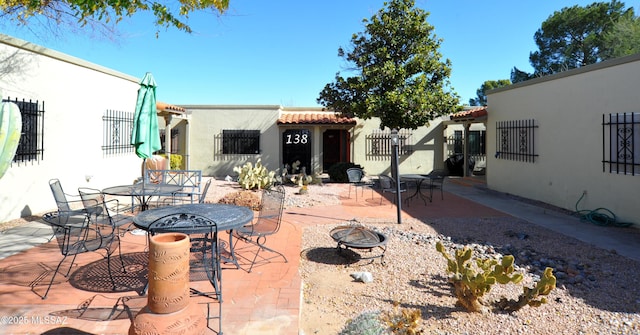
[129,303,206,335]
[129,232,206,335]
[147,232,190,314]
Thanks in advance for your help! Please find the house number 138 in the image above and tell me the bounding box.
[286,133,308,145]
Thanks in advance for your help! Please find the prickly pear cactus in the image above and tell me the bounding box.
[233,158,277,190]
[0,93,22,179]
[496,267,557,312]
[436,241,524,313]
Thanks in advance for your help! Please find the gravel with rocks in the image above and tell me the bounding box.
[299,213,640,335]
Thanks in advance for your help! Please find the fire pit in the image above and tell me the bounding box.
[330,225,387,264]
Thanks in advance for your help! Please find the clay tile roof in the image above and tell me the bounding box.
[156,102,186,113]
[277,112,356,125]
[450,106,488,120]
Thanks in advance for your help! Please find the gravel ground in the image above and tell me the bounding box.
[296,194,640,334]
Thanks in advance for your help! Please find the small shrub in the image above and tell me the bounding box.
[381,303,423,335]
[217,190,262,210]
[339,311,386,335]
[328,162,363,183]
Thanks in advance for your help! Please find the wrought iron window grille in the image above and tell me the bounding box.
[102,110,134,155]
[222,129,260,154]
[366,129,413,159]
[2,97,45,163]
[602,113,639,176]
[495,119,538,162]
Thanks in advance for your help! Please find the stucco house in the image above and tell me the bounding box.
[487,53,640,225]
[1,34,474,222]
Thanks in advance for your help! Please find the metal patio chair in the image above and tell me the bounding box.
[426,169,447,201]
[377,175,407,205]
[78,188,134,236]
[346,168,370,201]
[233,185,287,273]
[148,213,223,334]
[40,180,125,299]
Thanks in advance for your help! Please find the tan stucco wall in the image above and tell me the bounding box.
[487,53,640,225]
[182,105,282,177]
[0,34,142,222]
[352,116,449,177]
[183,104,450,179]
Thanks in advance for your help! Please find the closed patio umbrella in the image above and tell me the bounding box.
[131,72,161,162]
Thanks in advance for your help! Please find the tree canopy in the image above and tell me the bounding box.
[512,0,634,82]
[0,0,229,37]
[469,79,511,106]
[317,0,459,130]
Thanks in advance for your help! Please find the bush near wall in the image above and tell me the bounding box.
[328,162,364,183]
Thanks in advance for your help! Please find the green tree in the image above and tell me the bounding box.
[601,10,640,59]
[510,66,534,84]
[0,0,229,37]
[528,1,629,76]
[317,0,459,131]
[469,79,511,106]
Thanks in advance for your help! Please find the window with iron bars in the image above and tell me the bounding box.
[495,119,538,162]
[2,97,45,163]
[449,130,486,156]
[602,113,639,176]
[222,129,260,154]
[366,129,413,157]
[102,110,134,155]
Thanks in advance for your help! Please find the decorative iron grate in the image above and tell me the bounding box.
[602,113,639,175]
[495,119,538,162]
[102,110,134,155]
[3,97,45,163]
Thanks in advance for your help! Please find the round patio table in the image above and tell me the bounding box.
[102,183,183,211]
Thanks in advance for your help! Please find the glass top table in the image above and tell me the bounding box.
[102,183,183,211]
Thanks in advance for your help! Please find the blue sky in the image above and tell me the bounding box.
[4,0,619,107]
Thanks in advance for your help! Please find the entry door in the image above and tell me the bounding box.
[283,129,312,174]
[322,129,350,171]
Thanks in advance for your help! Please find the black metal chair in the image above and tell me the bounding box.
[426,169,447,201]
[233,185,287,273]
[40,180,124,299]
[148,213,223,334]
[346,168,369,201]
[377,175,407,205]
[78,187,134,237]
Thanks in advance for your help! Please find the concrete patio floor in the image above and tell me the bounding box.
[0,177,638,334]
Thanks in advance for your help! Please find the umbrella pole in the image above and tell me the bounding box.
[142,158,146,211]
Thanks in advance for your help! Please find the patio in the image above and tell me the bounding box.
[0,177,638,334]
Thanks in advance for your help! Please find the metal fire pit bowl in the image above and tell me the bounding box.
[330,225,387,264]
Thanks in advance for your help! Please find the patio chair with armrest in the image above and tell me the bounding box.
[233,184,287,273]
[346,168,372,201]
[426,169,447,201]
[147,213,223,334]
[40,180,125,299]
[78,187,134,237]
[49,179,87,222]
[377,175,407,205]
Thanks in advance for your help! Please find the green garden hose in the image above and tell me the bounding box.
[574,192,633,227]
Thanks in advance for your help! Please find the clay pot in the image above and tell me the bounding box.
[148,232,191,314]
[129,303,207,335]
[129,232,206,335]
